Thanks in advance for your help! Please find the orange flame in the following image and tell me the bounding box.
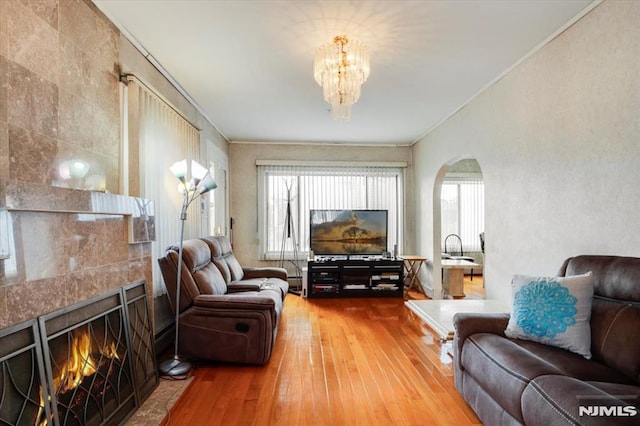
[56,330,98,393]
[37,329,120,424]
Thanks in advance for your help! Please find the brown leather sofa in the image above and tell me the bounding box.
[158,235,288,365]
[454,255,640,425]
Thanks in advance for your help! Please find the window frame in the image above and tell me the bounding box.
[441,176,484,253]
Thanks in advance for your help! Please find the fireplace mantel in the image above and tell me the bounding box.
[0,184,156,331]
[3,182,155,246]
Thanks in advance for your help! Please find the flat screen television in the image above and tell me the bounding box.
[309,209,388,256]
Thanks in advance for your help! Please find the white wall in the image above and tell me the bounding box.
[229,143,413,268]
[412,1,640,303]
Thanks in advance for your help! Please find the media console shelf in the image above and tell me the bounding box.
[307,258,404,298]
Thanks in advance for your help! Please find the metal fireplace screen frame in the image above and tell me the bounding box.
[122,281,158,403]
[38,288,137,426]
[0,319,52,425]
[0,280,157,426]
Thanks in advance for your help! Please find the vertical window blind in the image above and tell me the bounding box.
[128,79,201,296]
[441,179,484,253]
[258,164,404,259]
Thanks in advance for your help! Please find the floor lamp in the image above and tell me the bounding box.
[159,159,217,378]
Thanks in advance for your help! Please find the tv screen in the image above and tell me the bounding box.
[310,209,388,256]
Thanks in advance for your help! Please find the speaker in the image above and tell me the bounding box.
[301,267,308,298]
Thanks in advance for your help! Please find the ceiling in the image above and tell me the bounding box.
[93,0,596,146]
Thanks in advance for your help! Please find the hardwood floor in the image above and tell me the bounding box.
[406,274,484,301]
[162,277,483,425]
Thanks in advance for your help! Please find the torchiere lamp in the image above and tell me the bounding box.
[159,159,217,377]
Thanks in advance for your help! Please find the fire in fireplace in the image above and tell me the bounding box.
[40,324,132,424]
[50,327,120,395]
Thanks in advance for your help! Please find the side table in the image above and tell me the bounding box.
[442,259,481,297]
[401,255,427,296]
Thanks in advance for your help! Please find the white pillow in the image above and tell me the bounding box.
[505,272,594,358]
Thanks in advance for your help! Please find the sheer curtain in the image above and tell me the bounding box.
[257,163,405,260]
[127,78,201,296]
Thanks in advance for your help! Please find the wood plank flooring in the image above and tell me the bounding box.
[162,277,483,426]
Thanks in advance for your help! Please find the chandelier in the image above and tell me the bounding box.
[313,35,370,121]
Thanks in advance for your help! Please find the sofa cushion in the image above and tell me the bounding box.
[202,235,245,282]
[228,277,289,301]
[589,298,640,383]
[558,255,640,303]
[227,255,245,282]
[558,255,640,384]
[213,257,232,283]
[505,272,594,358]
[512,339,634,385]
[180,239,228,296]
[461,332,564,422]
[259,278,289,300]
[522,375,640,426]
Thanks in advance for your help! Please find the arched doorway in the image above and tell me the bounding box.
[433,158,484,299]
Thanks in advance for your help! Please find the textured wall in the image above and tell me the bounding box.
[1,0,121,193]
[412,1,640,302]
[0,0,152,329]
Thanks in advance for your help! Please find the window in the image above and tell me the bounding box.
[206,141,229,237]
[208,164,227,235]
[258,164,405,260]
[441,179,484,252]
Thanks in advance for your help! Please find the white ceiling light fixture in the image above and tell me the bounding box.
[314,35,370,122]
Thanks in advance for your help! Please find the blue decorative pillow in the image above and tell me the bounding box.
[505,272,594,358]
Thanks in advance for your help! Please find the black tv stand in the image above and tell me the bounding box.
[307,257,404,298]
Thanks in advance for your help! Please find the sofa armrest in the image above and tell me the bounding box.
[243,267,288,281]
[193,294,275,311]
[453,313,510,364]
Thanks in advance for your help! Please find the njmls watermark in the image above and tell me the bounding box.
[578,395,638,418]
[578,406,637,417]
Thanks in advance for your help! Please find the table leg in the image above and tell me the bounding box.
[404,260,425,296]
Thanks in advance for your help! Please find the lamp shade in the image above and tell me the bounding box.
[197,173,217,194]
[170,160,188,181]
[191,160,208,181]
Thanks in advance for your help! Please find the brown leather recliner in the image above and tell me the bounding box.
[453,255,640,425]
[158,236,288,365]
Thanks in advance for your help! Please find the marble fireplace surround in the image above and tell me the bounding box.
[0,182,155,332]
